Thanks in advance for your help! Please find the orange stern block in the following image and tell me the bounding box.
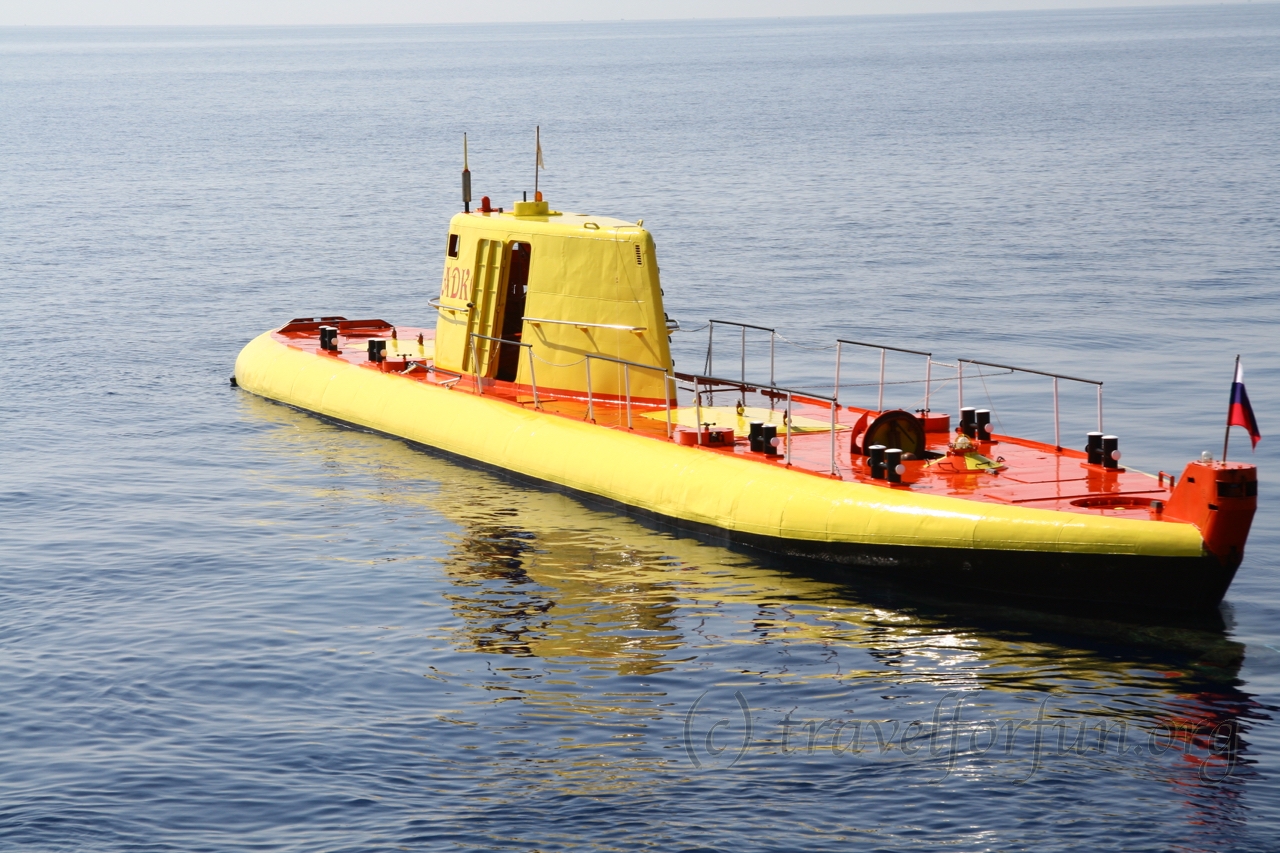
[1164,461,1258,568]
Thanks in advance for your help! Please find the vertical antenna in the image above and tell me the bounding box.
[462,133,471,213]
[534,125,540,198]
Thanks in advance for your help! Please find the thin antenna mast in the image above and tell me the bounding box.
[462,133,471,213]
[534,125,540,198]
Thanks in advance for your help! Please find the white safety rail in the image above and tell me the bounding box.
[466,333,675,435]
[466,317,1103,467]
[582,352,676,436]
[834,339,933,413]
[957,358,1103,450]
[675,372,840,475]
[467,332,541,408]
[706,319,777,389]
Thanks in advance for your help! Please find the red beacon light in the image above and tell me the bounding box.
[479,195,492,213]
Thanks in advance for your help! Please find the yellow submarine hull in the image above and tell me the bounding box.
[236,332,1228,612]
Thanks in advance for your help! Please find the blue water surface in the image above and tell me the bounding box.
[2,6,1280,851]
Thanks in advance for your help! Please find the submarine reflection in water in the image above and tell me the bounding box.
[438,511,683,675]
[243,394,1250,688]
[242,396,1267,816]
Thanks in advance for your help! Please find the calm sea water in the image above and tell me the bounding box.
[3,7,1280,851]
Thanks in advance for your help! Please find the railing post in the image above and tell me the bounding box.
[830,394,837,476]
[1097,384,1103,432]
[469,335,481,395]
[741,325,746,386]
[694,377,703,445]
[924,357,932,413]
[526,344,539,409]
[707,322,714,376]
[785,391,793,465]
[665,374,673,438]
[769,331,776,388]
[877,348,886,412]
[958,360,964,413]
[1053,375,1060,450]
[833,340,843,405]
[585,357,594,422]
[624,363,632,429]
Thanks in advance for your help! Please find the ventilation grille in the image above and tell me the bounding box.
[635,244,643,266]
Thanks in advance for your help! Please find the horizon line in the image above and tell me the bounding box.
[1,1,1269,31]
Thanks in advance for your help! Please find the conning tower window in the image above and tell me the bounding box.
[447,233,460,258]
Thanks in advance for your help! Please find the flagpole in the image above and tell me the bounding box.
[535,125,540,198]
[1223,354,1239,463]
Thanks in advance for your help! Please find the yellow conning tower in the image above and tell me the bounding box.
[432,198,674,405]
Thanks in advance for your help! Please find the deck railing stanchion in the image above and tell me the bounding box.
[957,360,964,413]
[624,363,633,429]
[707,322,714,376]
[665,374,674,438]
[694,378,703,446]
[526,345,540,409]
[469,336,481,395]
[924,357,932,413]
[785,391,793,465]
[830,394,837,475]
[585,357,594,422]
[1053,376,1060,449]
[740,326,746,386]
[877,349,886,411]
[770,332,776,388]
[834,341,843,404]
[1097,385,1103,432]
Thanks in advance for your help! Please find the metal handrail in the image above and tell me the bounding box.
[956,358,1103,449]
[834,338,933,414]
[674,372,836,404]
[707,319,777,389]
[429,296,472,313]
[524,316,646,333]
[676,372,839,474]
[467,332,540,408]
[958,358,1101,386]
[583,352,674,435]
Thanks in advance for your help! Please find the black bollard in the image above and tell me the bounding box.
[975,409,992,441]
[1102,435,1120,469]
[885,448,903,484]
[1086,431,1104,465]
[868,444,887,479]
[762,423,779,456]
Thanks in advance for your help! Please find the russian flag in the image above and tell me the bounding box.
[1229,360,1262,449]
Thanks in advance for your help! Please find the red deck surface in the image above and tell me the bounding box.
[276,320,1173,522]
